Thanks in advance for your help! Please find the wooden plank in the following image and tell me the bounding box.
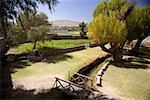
[78,81,85,85]
[71,72,92,80]
[57,80,65,89]
[71,76,79,81]
[80,77,87,83]
[55,77,86,89]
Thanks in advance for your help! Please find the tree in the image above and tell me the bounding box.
[79,22,87,37]
[127,6,150,51]
[0,0,58,98]
[88,0,134,62]
[17,12,50,50]
[11,24,28,45]
[28,25,50,50]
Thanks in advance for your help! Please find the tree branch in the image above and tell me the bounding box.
[100,45,111,53]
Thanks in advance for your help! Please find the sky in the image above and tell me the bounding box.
[38,0,100,22]
[37,0,150,22]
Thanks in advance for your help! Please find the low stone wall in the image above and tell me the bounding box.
[47,35,88,40]
[57,45,86,54]
[73,54,111,76]
[9,44,99,63]
[96,61,110,86]
[57,44,100,54]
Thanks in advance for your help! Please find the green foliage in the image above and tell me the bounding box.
[0,0,58,98]
[28,25,50,42]
[127,6,150,41]
[88,13,127,45]
[89,0,136,62]
[1,0,58,22]
[0,0,58,45]
[11,40,93,54]
[89,0,131,46]
[93,0,133,19]
[12,12,50,46]
[91,0,150,51]
[18,11,49,28]
[79,22,87,37]
[11,25,28,45]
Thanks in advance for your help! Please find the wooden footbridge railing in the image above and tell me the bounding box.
[53,77,86,89]
[68,71,93,88]
[53,71,95,91]
[53,77,99,98]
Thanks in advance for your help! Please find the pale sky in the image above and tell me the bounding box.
[37,0,150,22]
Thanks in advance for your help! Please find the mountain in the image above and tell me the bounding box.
[51,20,80,27]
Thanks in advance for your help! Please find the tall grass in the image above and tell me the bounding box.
[11,40,93,54]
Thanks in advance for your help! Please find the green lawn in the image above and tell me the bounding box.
[11,40,93,54]
[102,65,150,100]
[58,31,80,36]
[11,47,107,80]
[87,55,150,100]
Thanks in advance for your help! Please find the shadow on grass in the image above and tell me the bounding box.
[132,46,150,59]
[8,47,73,73]
[127,57,150,64]
[9,85,117,100]
[112,61,149,69]
[10,87,78,100]
[112,46,150,69]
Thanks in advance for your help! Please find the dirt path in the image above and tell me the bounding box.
[12,74,63,93]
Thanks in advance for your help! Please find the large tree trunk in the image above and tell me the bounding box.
[133,38,143,51]
[111,44,123,63]
[100,45,111,53]
[133,33,149,51]
[0,18,13,98]
[0,38,13,99]
[133,30,150,52]
[1,61,13,98]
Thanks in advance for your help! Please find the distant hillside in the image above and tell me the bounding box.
[51,20,80,27]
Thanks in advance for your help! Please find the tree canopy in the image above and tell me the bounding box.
[127,6,150,50]
[0,0,58,49]
[88,0,150,61]
[0,0,58,98]
[88,0,134,62]
[12,11,50,49]
[88,13,127,45]
[79,22,87,37]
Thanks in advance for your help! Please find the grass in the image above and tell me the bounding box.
[103,65,150,100]
[11,47,107,80]
[58,31,80,36]
[87,54,150,100]
[10,40,93,54]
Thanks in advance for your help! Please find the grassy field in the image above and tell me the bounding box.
[11,40,93,54]
[87,53,150,100]
[103,65,150,100]
[90,63,150,100]
[11,47,107,80]
[58,31,80,36]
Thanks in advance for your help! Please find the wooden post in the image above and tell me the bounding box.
[53,77,58,88]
